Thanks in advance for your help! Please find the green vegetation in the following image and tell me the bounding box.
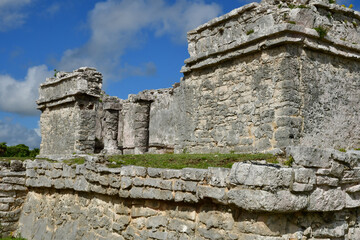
[356,148,360,151]
[63,157,86,166]
[338,148,346,152]
[246,29,254,35]
[287,21,296,24]
[0,143,39,158]
[107,153,278,169]
[329,0,336,4]
[53,69,59,77]
[284,155,294,167]
[314,26,328,39]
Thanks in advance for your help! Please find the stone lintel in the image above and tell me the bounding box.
[37,67,102,109]
[182,25,360,73]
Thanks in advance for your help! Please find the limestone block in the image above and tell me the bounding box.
[312,220,348,238]
[120,176,132,189]
[173,180,197,192]
[162,169,182,179]
[144,178,172,190]
[228,188,307,212]
[197,185,226,202]
[73,176,90,192]
[174,192,198,203]
[181,168,207,181]
[142,188,173,201]
[229,162,293,187]
[308,187,345,211]
[120,166,147,177]
[294,168,316,184]
[345,192,360,208]
[206,167,230,187]
[146,216,168,229]
[168,219,195,234]
[316,176,339,187]
[291,182,313,192]
[286,146,332,168]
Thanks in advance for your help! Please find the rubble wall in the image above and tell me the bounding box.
[0,161,27,237]
[14,147,360,239]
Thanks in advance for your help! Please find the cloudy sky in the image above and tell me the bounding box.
[0,0,357,149]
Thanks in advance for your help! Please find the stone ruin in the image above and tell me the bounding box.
[2,0,360,239]
[37,0,359,158]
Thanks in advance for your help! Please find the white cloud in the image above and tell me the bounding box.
[58,0,222,80]
[0,119,41,149]
[0,65,53,116]
[0,0,32,31]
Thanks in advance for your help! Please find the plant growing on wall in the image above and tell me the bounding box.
[314,26,328,39]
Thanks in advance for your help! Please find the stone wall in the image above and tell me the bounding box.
[12,147,360,239]
[0,161,27,237]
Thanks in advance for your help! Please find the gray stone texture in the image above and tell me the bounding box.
[0,148,357,239]
[0,161,28,238]
[37,0,359,157]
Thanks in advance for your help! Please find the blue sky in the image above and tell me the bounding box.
[0,0,357,148]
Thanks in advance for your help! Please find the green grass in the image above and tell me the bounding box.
[107,153,278,169]
[338,148,346,152]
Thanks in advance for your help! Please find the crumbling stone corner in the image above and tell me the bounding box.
[37,67,102,157]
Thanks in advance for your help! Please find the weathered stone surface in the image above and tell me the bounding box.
[308,187,345,211]
[228,188,307,212]
[229,162,292,187]
[287,146,332,168]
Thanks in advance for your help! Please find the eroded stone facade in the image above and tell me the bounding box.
[37,0,360,156]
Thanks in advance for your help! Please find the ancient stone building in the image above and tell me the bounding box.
[37,0,360,158]
[3,1,360,239]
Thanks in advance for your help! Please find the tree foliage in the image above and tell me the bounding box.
[0,142,39,158]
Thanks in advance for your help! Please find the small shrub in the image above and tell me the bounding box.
[246,29,254,35]
[349,4,354,9]
[329,0,336,3]
[284,155,294,167]
[314,26,328,39]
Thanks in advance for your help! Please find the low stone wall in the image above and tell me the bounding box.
[0,161,27,237]
[12,147,360,239]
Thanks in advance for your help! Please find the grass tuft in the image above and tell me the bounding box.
[63,157,85,166]
[284,155,294,167]
[246,29,254,35]
[314,26,328,39]
[106,153,278,169]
